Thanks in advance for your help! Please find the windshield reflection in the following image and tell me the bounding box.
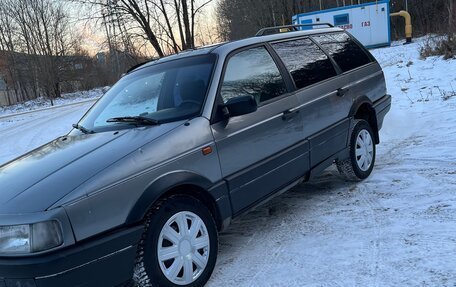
[78,54,216,132]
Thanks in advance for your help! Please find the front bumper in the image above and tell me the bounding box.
[0,226,143,287]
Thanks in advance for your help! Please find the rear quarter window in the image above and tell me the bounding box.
[313,33,372,72]
[271,38,337,90]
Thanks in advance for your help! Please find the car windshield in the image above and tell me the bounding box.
[78,54,216,132]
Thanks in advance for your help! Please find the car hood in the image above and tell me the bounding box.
[0,122,184,214]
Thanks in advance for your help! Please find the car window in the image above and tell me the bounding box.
[272,38,337,89]
[93,72,165,127]
[312,33,372,72]
[171,64,213,107]
[221,46,287,104]
[78,54,216,132]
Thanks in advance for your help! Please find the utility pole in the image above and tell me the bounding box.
[102,10,112,56]
[405,0,408,11]
[450,0,454,34]
[107,0,120,78]
[269,0,276,26]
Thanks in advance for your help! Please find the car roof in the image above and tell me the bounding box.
[212,27,343,54]
[131,27,343,73]
[140,45,221,68]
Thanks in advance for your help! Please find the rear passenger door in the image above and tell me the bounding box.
[271,37,352,168]
[211,45,309,215]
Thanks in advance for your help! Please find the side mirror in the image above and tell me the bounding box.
[224,95,257,117]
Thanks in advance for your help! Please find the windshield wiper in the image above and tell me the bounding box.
[72,123,94,134]
[106,116,160,126]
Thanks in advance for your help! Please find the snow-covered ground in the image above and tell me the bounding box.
[1,38,455,286]
[0,87,107,117]
[207,40,456,287]
[0,101,95,164]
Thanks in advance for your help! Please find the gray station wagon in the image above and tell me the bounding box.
[0,24,391,287]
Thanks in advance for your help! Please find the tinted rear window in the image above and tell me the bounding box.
[313,33,372,72]
[272,38,337,89]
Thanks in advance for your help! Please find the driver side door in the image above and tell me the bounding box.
[211,45,310,215]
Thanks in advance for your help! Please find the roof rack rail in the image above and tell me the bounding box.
[255,23,335,37]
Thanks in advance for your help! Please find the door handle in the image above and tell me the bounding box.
[337,87,349,97]
[282,109,299,121]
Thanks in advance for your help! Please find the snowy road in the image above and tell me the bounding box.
[1,39,455,286]
[0,102,94,164]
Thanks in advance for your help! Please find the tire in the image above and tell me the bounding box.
[133,195,218,287]
[336,119,376,181]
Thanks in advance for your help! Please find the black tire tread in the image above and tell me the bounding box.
[132,195,218,287]
[133,197,167,287]
[336,119,375,181]
[336,156,360,181]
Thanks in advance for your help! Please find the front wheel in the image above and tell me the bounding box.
[336,119,376,181]
[134,195,218,287]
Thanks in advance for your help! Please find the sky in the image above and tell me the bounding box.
[67,0,220,57]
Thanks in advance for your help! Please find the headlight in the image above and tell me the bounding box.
[0,224,30,253]
[0,221,63,254]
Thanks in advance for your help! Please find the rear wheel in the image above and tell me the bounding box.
[336,119,376,181]
[134,195,218,287]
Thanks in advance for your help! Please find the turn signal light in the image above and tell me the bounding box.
[202,146,212,155]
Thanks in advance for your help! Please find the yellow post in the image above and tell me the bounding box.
[390,10,413,43]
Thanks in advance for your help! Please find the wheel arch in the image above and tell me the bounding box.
[126,171,227,231]
[349,96,379,144]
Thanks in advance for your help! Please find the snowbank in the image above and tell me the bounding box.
[0,86,109,117]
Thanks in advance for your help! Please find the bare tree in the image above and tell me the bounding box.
[449,0,455,35]
[15,0,79,103]
[75,0,214,58]
[0,0,87,105]
[218,0,456,41]
[0,6,20,104]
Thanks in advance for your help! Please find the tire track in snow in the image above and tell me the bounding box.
[354,183,383,287]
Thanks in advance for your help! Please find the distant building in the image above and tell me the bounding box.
[0,51,15,106]
[96,52,106,65]
[0,75,7,106]
[0,75,6,90]
[0,50,97,106]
